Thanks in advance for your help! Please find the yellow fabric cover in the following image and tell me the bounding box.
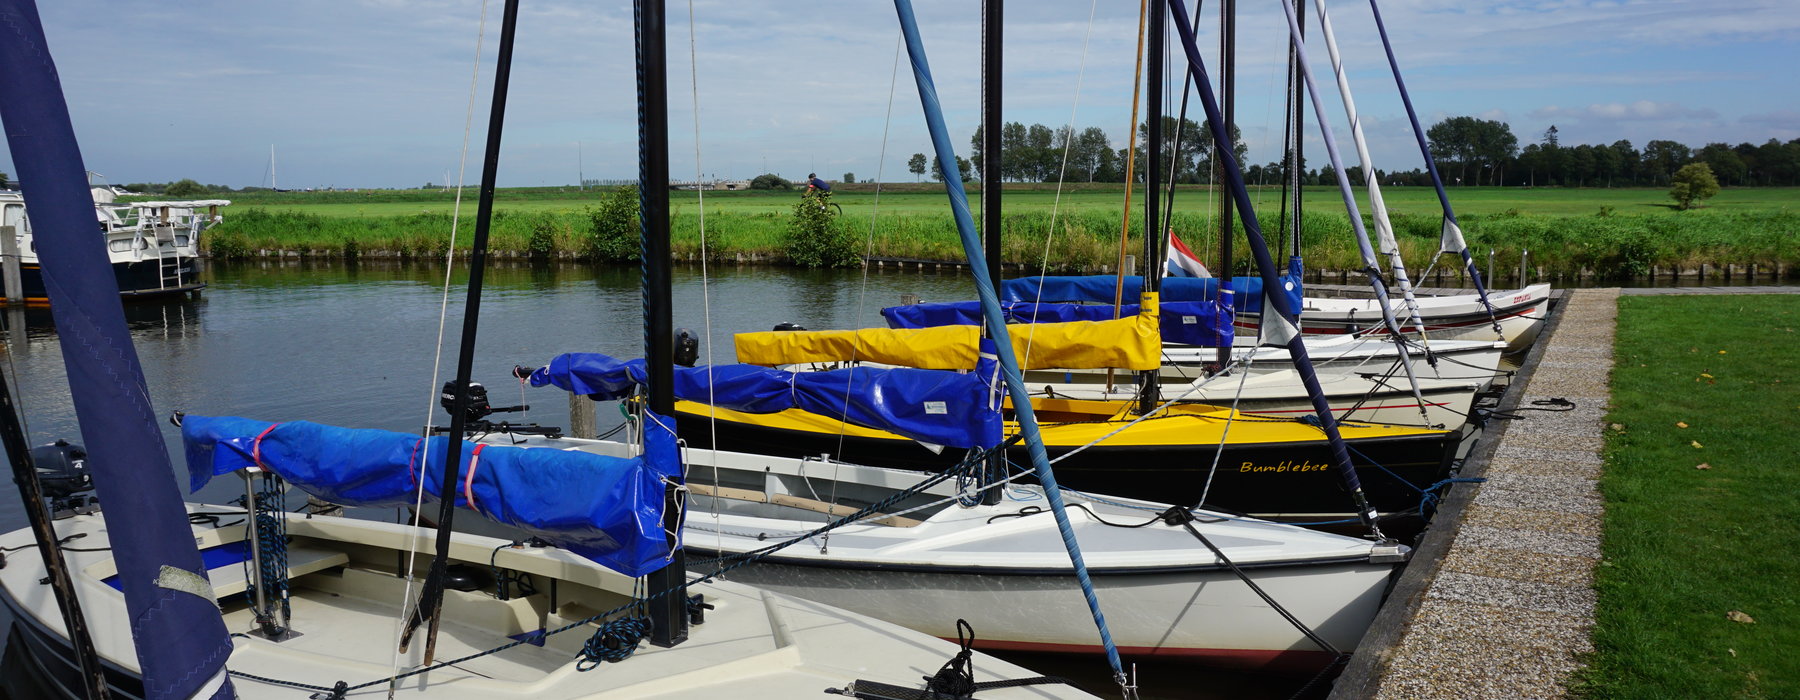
[735,293,1162,371]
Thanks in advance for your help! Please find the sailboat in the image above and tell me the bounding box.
[0,1,1096,698]
[482,0,1410,669]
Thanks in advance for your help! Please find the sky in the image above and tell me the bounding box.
[2,0,1796,190]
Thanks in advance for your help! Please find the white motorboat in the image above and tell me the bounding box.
[0,502,1096,699]
[1233,283,1553,352]
[0,188,224,302]
[475,434,1408,670]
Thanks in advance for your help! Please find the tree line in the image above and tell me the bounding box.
[894,117,1800,189]
[1400,117,1800,188]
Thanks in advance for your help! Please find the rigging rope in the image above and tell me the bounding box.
[388,3,491,689]
[1021,0,1101,372]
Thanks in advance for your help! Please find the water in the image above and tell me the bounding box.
[0,260,1319,699]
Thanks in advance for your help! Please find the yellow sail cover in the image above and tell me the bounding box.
[735,293,1162,371]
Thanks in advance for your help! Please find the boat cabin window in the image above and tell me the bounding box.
[110,239,131,252]
[1,204,24,234]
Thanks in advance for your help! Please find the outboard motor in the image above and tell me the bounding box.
[673,328,700,367]
[441,379,495,423]
[33,439,97,518]
[772,322,807,332]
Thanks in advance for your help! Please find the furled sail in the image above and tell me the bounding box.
[881,297,1232,347]
[528,352,1002,449]
[737,295,1162,371]
[181,415,679,577]
[1002,259,1303,312]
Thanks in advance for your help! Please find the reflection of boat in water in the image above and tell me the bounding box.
[0,188,225,303]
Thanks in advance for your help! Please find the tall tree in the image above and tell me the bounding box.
[999,122,1028,181]
[1024,124,1056,182]
[1610,140,1640,185]
[1074,127,1112,182]
[907,153,928,182]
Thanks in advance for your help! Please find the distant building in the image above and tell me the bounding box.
[670,179,751,191]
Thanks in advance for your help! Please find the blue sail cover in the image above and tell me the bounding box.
[881,298,1234,347]
[1001,258,1304,312]
[528,352,1001,449]
[181,415,680,577]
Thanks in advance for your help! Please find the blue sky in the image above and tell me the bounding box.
[2,0,1795,189]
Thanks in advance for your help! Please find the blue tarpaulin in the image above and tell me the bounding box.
[1000,257,1304,312]
[529,352,1002,449]
[181,415,680,577]
[880,298,1235,347]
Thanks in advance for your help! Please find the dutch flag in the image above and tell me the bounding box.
[1163,229,1211,278]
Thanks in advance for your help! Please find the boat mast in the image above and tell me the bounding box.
[271,144,277,191]
[636,0,689,649]
[1213,0,1234,368]
[1290,0,1303,261]
[978,0,1005,504]
[0,0,236,695]
[1138,0,1164,414]
[414,0,521,664]
[0,363,109,698]
[892,0,1129,687]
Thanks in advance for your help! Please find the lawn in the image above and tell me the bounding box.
[1579,294,1800,698]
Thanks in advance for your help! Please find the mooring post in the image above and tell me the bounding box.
[1123,254,1136,277]
[567,393,596,439]
[0,225,21,305]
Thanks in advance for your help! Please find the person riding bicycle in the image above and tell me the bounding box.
[805,173,831,194]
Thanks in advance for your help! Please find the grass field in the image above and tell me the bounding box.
[193,185,1800,278]
[1577,295,1800,698]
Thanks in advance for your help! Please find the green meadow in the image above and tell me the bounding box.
[1579,295,1800,698]
[196,185,1800,279]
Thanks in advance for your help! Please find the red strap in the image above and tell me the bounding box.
[250,423,281,470]
[405,438,426,488]
[463,444,487,515]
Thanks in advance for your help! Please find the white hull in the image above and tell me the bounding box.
[1034,368,1484,429]
[1234,284,1553,352]
[0,504,1090,699]
[480,436,1406,666]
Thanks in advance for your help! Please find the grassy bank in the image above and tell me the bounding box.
[1578,295,1800,698]
[199,186,1800,278]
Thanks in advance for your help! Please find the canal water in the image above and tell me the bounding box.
[0,260,1330,699]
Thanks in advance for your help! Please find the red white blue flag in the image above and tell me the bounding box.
[1164,229,1211,278]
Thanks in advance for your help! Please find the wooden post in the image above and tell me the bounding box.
[0,225,21,304]
[568,392,596,439]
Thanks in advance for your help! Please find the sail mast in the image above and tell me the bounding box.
[415,0,521,664]
[978,0,1005,505]
[0,0,237,695]
[1213,0,1235,368]
[891,0,1129,687]
[636,0,689,648]
[1139,0,1164,414]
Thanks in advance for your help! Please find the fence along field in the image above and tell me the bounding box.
[197,185,1800,281]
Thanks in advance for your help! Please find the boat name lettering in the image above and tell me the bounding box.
[1239,460,1331,474]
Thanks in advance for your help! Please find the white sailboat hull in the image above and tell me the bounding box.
[1233,284,1553,352]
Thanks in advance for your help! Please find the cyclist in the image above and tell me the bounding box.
[804,173,831,193]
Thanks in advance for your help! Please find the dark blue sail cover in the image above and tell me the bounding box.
[528,352,1002,449]
[1000,258,1304,312]
[881,298,1234,347]
[181,415,680,577]
[0,2,236,697]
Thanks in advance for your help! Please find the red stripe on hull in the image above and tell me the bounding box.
[966,637,1340,671]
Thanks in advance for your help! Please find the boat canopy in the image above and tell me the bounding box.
[529,352,1002,449]
[181,414,680,576]
[882,297,1233,347]
[737,293,1163,371]
[1001,256,1304,312]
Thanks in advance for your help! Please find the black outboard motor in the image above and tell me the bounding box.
[441,379,495,423]
[673,328,700,367]
[772,322,807,332]
[33,439,97,518]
